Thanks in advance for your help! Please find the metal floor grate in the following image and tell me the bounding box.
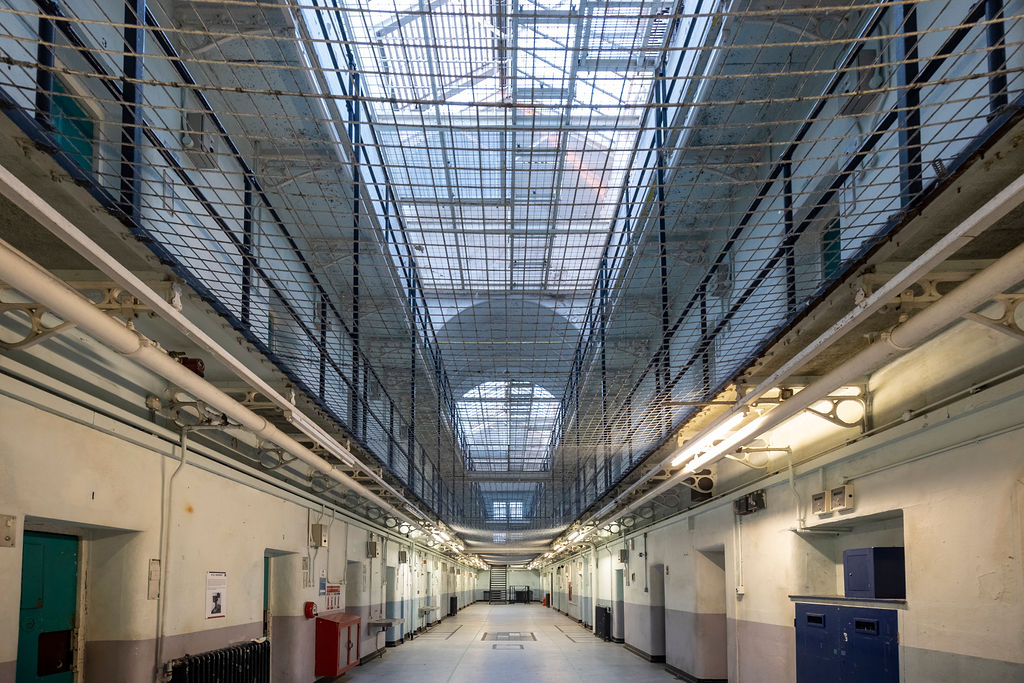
[481,631,537,641]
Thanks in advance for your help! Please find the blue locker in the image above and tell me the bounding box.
[796,604,841,682]
[796,603,899,683]
[841,607,899,683]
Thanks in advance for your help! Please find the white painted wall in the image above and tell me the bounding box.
[0,380,479,680]
[539,316,1024,682]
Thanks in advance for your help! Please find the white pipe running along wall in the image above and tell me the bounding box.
[581,169,1024,530]
[602,234,1024,522]
[0,237,423,530]
[588,542,598,633]
[0,164,432,525]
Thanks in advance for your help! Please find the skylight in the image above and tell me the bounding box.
[458,381,558,471]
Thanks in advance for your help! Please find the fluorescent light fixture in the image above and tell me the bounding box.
[670,410,754,467]
[439,531,452,541]
[567,530,580,541]
[681,417,767,473]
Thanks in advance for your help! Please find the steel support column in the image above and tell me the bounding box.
[987,0,1008,115]
[35,8,54,123]
[319,295,328,400]
[599,257,609,491]
[241,179,253,326]
[409,275,417,487]
[783,161,797,314]
[656,62,671,436]
[896,1,923,206]
[120,0,146,222]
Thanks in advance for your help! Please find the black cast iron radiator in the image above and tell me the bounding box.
[168,640,270,683]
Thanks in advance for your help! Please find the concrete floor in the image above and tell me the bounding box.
[344,603,678,682]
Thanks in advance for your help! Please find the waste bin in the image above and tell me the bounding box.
[449,596,458,616]
[595,606,611,640]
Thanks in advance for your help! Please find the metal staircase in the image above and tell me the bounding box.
[488,565,508,604]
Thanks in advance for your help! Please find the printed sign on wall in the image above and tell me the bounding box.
[325,583,342,611]
[206,571,227,619]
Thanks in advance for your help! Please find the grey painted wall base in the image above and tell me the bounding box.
[665,608,728,679]
[270,615,314,683]
[624,642,666,663]
[0,660,13,683]
[664,662,728,683]
[902,645,1024,682]
[83,621,263,682]
[730,617,794,683]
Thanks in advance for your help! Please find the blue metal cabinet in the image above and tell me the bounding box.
[841,607,899,683]
[796,603,899,683]
[796,604,842,682]
[843,547,906,599]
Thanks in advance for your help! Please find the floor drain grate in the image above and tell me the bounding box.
[492,644,525,650]
[482,631,537,641]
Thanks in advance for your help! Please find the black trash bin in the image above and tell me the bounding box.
[595,606,611,640]
[449,595,458,616]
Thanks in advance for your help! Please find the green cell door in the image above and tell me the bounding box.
[18,531,78,683]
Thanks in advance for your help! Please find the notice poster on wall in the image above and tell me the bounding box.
[206,571,227,619]
[325,583,342,611]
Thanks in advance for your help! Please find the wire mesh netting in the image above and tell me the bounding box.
[0,0,1021,547]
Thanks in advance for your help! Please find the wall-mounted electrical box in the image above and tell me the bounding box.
[366,541,379,558]
[830,484,854,512]
[310,523,328,548]
[734,489,767,516]
[398,550,408,564]
[618,549,628,563]
[811,491,830,515]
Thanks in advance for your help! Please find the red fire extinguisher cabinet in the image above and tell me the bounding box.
[314,612,361,676]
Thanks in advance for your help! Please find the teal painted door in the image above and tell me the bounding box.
[18,531,78,683]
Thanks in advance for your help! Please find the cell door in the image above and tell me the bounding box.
[18,531,79,683]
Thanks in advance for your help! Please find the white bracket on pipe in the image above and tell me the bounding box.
[964,294,1024,341]
[0,279,181,350]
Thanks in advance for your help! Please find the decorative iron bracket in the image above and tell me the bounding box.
[0,280,181,350]
[964,294,1024,341]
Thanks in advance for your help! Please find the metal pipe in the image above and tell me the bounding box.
[155,427,190,680]
[587,542,598,633]
[0,237,420,529]
[580,168,1024,530]
[600,233,1024,522]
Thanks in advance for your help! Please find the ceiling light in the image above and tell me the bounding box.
[399,523,411,534]
[671,411,749,468]
[385,517,398,528]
